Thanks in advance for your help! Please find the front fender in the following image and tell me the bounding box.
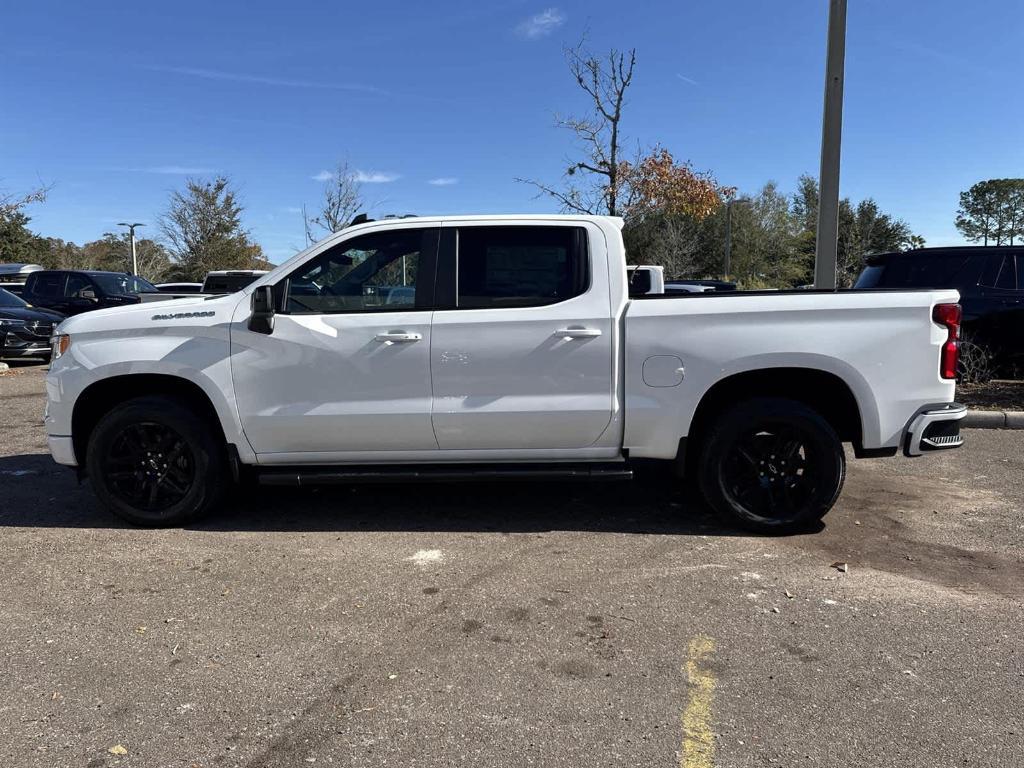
[45,323,255,463]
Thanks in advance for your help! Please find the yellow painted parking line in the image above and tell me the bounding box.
[681,635,716,768]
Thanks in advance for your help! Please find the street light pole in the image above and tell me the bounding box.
[814,0,847,289]
[117,222,145,275]
[724,198,751,280]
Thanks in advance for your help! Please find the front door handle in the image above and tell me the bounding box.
[374,331,422,344]
[554,327,602,339]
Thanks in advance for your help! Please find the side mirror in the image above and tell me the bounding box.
[249,285,275,334]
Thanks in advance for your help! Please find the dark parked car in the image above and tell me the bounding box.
[855,247,1024,373]
[0,287,64,360]
[21,270,161,316]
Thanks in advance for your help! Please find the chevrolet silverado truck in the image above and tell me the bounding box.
[44,215,966,532]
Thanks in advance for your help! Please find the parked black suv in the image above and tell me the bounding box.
[0,287,64,360]
[22,270,160,316]
[855,247,1024,373]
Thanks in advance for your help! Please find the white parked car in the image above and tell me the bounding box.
[44,215,965,531]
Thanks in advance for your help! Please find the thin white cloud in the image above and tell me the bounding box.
[428,177,458,186]
[311,170,335,182]
[132,165,216,175]
[147,65,387,94]
[516,8,566,39]
[676,73,699,86]
[353,170,399,183]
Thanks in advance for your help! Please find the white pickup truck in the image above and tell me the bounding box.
[44,215,966,532]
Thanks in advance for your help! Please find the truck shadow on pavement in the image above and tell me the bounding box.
[0,453,815,536]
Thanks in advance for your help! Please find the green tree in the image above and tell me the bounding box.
[81,233,172,281]
[956,179,1024,246]
[726,183,807,289]
[159,177,268,281]
[956,180,1002,245]
[0,187,50,264]
[794,176,921,287]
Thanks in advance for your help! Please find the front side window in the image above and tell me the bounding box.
[285,228,433,314]
[65,274,94,298]
[456,226,588,309]
[90,274,157,295]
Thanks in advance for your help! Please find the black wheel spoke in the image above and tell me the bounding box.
[101,422,196,513]
[720,421,819,524]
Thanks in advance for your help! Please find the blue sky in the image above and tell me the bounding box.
[2,0,1022,263]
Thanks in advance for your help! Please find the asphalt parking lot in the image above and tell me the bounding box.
[1,364,1022,768]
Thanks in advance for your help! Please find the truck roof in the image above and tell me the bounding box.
[344,213,626,233]
[866,244,1023,264]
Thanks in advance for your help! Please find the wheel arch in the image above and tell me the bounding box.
[72,373,229,471]
[685,367,871,464]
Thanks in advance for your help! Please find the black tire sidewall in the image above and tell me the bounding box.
[698,397,846,533]
[86,396,225,526]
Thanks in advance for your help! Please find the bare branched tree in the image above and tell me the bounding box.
[518,41,636,216]
[0,185,49,220]
[306,161,363,243]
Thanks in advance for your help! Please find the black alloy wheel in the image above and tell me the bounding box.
[698,397,845,533]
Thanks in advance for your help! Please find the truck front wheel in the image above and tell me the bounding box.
[697,397,845,533]
[86,396,228,526]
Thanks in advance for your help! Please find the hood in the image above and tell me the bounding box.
[56,293,241,335]
[0,306,65,323]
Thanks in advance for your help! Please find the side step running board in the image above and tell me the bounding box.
[257,463,634,486]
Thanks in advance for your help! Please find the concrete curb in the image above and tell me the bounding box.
[963,409,1024,429]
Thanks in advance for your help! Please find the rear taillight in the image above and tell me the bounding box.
[932,303,961,380]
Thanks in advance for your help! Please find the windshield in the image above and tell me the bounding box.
[90,274,159,295]
[0,288,28,308]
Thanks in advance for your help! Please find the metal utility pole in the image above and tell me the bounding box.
[724,198,751,279]
[117,222,145,275]
[814,0,847,290]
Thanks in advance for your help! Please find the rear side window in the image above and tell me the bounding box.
[980,254,1023,290]
[27,273,65,298]
[861,254,977,288]
[455,226,588,309]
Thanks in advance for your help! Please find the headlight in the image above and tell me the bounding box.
[51,334,71,360]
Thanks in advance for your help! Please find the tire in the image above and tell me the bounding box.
[697,397,845,533]
[86,396,228,526]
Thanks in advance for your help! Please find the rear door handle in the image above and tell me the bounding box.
[374,331,422,344]
[554,327,602,339]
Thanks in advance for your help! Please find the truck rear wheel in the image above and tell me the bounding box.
[697,397,845,533]
[86,396,228,526]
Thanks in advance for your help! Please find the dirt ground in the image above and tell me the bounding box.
[1,364,1022,768]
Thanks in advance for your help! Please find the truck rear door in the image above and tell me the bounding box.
[429,222,615,450]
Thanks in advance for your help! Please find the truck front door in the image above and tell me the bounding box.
[230,226,440,457]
